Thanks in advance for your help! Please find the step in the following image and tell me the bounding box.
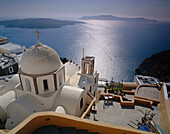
[77,129,88,134]
[59,127,77,134]
[32,125,60,134]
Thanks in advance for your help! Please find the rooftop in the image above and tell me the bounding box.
[87,99,160,128]
[83,56,95,61]
[0,42,24,50]
[85,82,162,132]
[0,54,17,69]
[136,75,159,85]
[0,74,20,94]
[0,37,8,40]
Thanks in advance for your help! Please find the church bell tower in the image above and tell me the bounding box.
[81,56,95,75]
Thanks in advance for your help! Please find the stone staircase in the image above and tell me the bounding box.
[32,125,99,134]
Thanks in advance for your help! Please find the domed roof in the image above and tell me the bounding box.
[20,43,62,75]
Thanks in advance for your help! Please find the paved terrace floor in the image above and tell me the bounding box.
[87,100,160,128]
[137,86,160,100]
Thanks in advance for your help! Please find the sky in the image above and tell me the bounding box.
[0,0,170,21]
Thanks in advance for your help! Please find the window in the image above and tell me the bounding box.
[43,79,48,91]
[95,77,97,84]
[80,98,83,109]
[89,86,92,92]
[25,78,31,91]
[59,73,62,86]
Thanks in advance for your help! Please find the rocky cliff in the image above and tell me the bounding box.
[135,49,170,82]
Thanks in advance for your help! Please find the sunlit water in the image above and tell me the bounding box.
[0,20,170,82]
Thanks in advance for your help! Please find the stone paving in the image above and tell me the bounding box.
[137,86,160,100]
[87,100,160,128]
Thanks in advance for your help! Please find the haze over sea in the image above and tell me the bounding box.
[0,20,170,82]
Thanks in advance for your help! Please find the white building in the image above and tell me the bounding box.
[0,36,26,55]
[0,33,99,129]
[19,43,65,95]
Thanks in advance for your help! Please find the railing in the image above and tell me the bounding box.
[81,97,96,119]
[87,90,94,100]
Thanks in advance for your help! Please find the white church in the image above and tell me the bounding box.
[0,30,99,129]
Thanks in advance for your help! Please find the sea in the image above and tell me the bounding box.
[0,20,170,82]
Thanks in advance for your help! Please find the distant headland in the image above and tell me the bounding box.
[135,49,170,82]
[80,15,157,23]
[0,18,85,29]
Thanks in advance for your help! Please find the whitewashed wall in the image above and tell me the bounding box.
[54,86,86,116]
[5,94,46,129]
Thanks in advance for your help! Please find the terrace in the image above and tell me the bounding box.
[136,85,161,101]
[83,80,163,133]
[87,99,160,128]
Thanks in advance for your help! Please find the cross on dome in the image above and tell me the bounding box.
[35,29,40,44]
